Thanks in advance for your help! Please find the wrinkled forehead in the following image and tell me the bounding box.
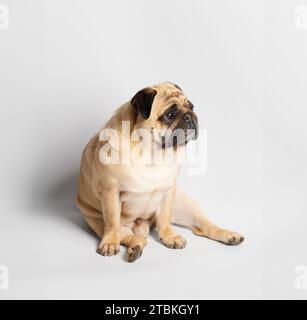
[152,84,188,113]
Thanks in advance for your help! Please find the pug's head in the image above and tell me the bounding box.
[131,82,199,148]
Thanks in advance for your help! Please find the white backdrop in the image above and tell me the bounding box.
[0,0,306,299]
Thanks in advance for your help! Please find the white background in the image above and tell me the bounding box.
[0,0,306,299]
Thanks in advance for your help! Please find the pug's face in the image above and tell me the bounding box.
[131,82,199,148]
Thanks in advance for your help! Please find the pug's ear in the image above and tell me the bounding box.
[131,88,157,120]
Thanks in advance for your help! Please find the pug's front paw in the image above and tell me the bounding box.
[97,233,120,256]
[160,234,187,249]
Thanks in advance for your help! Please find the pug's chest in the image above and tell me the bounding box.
[120,190,166,220]
[119,164,179,219]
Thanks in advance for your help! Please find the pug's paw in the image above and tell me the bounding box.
[220,230,245,246]
[160,234,187,249]
[127,245,143,262]
[97,233,120,256]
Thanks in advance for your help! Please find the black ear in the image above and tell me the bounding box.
[131,88,157,120]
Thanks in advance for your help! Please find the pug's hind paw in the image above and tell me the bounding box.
[127,245,143,262]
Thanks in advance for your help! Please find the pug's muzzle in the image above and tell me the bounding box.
[162,112,199,148]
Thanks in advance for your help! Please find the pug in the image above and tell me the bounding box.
[76,82,244,262]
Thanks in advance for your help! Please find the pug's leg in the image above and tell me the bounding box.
[76,194,104,237]
[83,215,104,238]
[96,188,121,256]
[156,186,187,249]
[83,215,146,261]
[172,188,244,245]
[120,226,147,262]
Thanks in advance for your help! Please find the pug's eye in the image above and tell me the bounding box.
[166,110,175,120]
[161,104,178,123]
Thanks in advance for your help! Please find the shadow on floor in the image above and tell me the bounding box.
[34,171,95,238]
